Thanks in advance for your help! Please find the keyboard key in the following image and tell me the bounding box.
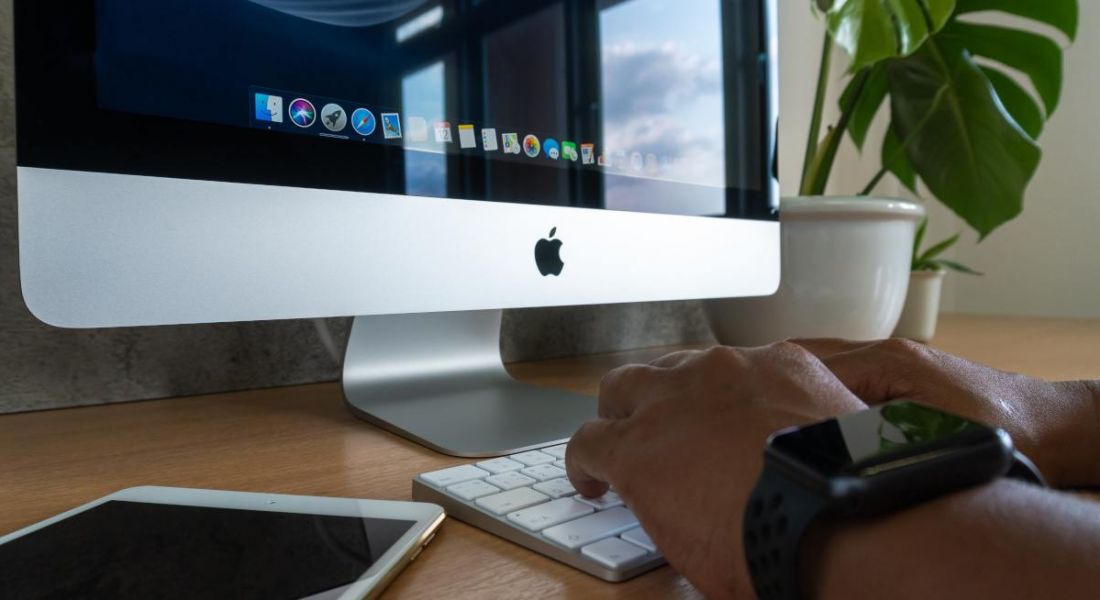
[476,457,524,474]
[485,471,536,490]
[476,487,549,516]
[533,477,577,499]
[522,464,566,482]
[420,464,490,488]
[414,448,669,582]
[543,507,639,550]
[446,479,501,501]
[507,498,594,532]
[510,450,556,466]
[582,537,649,569]
[543,444,568,459]
[621,527,657,553]
[576,491,624,510]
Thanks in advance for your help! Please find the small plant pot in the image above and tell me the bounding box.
[893,270,946,342]
[706,197,925,346]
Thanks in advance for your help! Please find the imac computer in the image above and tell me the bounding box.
[15,0,779,456]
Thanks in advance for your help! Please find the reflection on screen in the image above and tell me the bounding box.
[94,0,770,216]
[772,402,986,476]
[600,0,725,214]
[0,501,414,600]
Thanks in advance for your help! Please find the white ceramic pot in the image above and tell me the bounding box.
[893,270,946,342]
[706,197,925,346]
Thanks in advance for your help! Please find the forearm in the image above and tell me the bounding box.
[1045,380,1100,488]
[1081,380,1100,485]
[804,480,1100,600]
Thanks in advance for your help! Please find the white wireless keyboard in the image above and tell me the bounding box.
[411,443,666,582]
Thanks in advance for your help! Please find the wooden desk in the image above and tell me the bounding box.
[2,314,1098,598]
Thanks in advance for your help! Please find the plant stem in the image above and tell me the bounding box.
[801,67,871,196]
[860,166,890,196]
[800,32,834,193]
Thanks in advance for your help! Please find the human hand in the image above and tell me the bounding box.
[565,344,865,599]
[794,338,1100,488]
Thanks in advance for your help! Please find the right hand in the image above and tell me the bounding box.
[795,338,1100,488]
[565,344,866,599]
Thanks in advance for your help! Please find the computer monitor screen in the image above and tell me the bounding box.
[16,0,778,330]
[17,0,775,219]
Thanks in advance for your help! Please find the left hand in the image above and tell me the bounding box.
[565,343,866,599]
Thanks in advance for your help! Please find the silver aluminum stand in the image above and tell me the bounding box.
[342,310,597,457]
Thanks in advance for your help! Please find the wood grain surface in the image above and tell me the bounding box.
[2,314,1098,598]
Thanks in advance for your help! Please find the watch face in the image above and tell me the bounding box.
[770,401,1003,478]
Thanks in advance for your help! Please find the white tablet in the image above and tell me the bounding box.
[0,486,445,600]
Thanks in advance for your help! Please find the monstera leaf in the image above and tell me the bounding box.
[821,0,957,72]
[887,42,1041,237]
[834,0,1078,238]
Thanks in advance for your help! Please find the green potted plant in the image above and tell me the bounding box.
[894,219,983,341]
[707,0,1077,346]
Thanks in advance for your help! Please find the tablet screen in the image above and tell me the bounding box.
[0,500,415,599]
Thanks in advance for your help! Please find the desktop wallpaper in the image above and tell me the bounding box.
[96,0,408,130]
[93,0,764,215]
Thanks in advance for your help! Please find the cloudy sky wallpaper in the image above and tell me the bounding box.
[600,0,728,214]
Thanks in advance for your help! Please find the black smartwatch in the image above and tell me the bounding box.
[742,400,1046,600]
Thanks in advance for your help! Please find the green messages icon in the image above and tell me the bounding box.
[561,141,578,162]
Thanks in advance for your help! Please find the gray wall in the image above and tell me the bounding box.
[0,1,712,414]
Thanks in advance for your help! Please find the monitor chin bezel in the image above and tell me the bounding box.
[18,167,780,329]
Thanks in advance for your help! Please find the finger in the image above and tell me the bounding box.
[565,419,627,498]
[647,349,703,369]
[598,364,681,419]
[818,344,914,404]
[790,338,879,360]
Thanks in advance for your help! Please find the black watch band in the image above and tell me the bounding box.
[742,464,826,600]
[743,451,1046,600]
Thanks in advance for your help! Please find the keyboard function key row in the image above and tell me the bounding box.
[542,444,568,459]
[509,450,557,466]
[476,457,524,474]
